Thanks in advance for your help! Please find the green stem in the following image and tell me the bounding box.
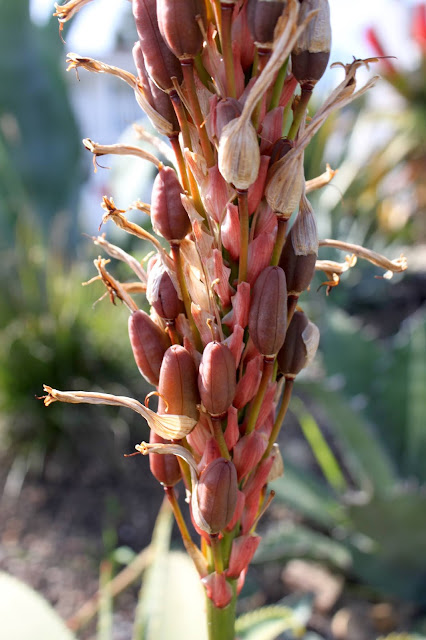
[210,534,224,573]
[245,358,274,435]
[237,189,249,283]
[220,2,237,98]
[211,417,231,460]
[181,60,216,167]
[287,86,312,141]
[270,218,288,266]
[206,581,237,640]
[164,486,207,577]
[269,57,289,110]
[263,377,294,459]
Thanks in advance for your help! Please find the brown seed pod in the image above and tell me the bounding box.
[157,0,206,60]
[158,345,200,421]
[195,458,238,534]
[278,214,317,296]
[128,310,171,386]
[248,266,287,357]
[151,166,191,242]
[277,310,320,377]
[213,98,243,143]
[247,0,287,48]
[132,0,183,92]
[291,0,331,88]
[198,342,236,417]
[132,42,179,131]
[149,429,181,486]
[148,268,184,321]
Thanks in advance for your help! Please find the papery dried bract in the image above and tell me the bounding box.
[265,150,305,219]
[218,117,260,190]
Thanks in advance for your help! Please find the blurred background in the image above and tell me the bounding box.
[0,1,425,639]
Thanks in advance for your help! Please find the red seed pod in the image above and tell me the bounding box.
[132,0,183,92]
[158,345,200,421]
[291,0,331,88]
[132,42,179,131]
[151,166,191,242]
[278,228,317,296]
[196,458,238,534]
[247,0,286,48]
[198,342,236,417]
[157,0,206,59]
[277,310,320,378]
[149,430,181,486]
[248,266,287,357]
[149,269,184,321]
[128,310,170,386]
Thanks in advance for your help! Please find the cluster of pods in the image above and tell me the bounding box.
[47,0,400,612]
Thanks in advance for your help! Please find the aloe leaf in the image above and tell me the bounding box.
[271,460,344,529]
[0,572,76,640]
[344,488,426,602]
[254,522,351,571]
[235,597,313,640]
[403,311,426,481]
[132,498,207,640]
[291,397,347,492]
[306,384,396,494]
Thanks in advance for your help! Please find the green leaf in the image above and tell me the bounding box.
[403,312,426,481]
[254,522,351,570]
[235,598,313,640]
[0,572,76,640]
[132,500,207,640]
[306,385,396,494]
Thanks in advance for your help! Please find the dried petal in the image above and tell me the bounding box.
[218,117,260,190]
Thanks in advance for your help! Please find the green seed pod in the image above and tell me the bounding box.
[198,342,236,417]
[195,458,238,534]
[149,430,181,486]
[158,345,200,421]
[157,0,206,60]
[151,166,191,242]
[128,310,171,386]
[277,310,320,377]
[248,266,287,358]
[291,0,331,88]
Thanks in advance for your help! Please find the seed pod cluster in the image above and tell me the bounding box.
[52,0,369,610]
